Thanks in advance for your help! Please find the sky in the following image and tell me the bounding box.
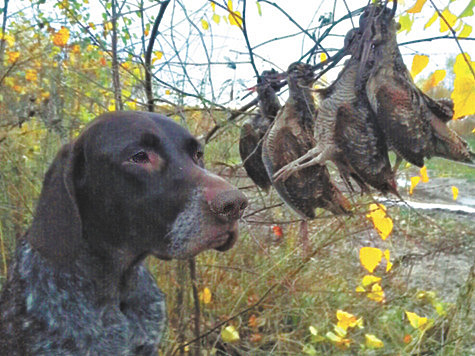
[9,0,475,107]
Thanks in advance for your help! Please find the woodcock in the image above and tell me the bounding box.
[239,69,282,191]
[262,62,350,219]
[360,1,474,168]
[273,27,397,196]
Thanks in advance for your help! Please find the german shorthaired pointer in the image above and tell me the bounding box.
[0,111,248,355]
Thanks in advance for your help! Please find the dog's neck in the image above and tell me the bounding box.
[77,227,149,305]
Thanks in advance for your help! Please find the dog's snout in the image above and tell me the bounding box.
[209,189,248,220]
[203,173,248,220]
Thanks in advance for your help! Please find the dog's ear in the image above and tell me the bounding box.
[29,142,83,266]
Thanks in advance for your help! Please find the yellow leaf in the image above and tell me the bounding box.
[320,53,327,62]
[228,10,243,28]
[422,70,446,91]
[165,89,171,95]
[25,69,38,82]
[383,249,393,272]
[52,26,70,47]
[201,19,210,30]
[410,54,429,78]
[0,33,15,47]
[359,247,383,273]
[409,176,421,195]
[88,22,96,30]
[221,325,240,342]
[325,331,351,349]
[362,274,381,287]
[424,11,438,29]
[420,166,429,183]
[199,287,212,304]
[211,2,216,12]
[398,14,413,33]
[365,334,384,349]
[367,283,385,303]
[452,186,459,200]
[212,13,221,24]
[104,21,113,31]
[366,204,393,240]
[256,1,262,16]
[125,101,137,110]
[154,50,163,59]
[407,0,427,13]
[440,9,457,33]
[355,285,366,292]
[336,310,363,330]
[451,53,475,118]
[458,24,472,38]
[4,77,14,87]
[405,311,428,330]
[6,51,20,64]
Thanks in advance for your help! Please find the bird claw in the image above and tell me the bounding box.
[273,162,298,181]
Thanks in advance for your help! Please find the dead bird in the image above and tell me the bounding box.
[262,62,350,219]
[239,69,282,191]
[273,28,397,196]
[359,1,474,168]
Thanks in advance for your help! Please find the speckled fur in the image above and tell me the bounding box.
[0,240,166,355]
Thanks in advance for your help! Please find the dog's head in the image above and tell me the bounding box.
[29,112,248,265]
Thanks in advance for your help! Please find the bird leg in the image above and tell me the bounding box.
[299,220,310,255]
[273,146,331,182]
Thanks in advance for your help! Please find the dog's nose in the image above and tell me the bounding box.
[209,189,248,220]
[203,173,248,220]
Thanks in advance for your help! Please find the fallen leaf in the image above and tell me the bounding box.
[249,333,262,343]
[221,325,240,343]
[383,249,393,272]
[362,274,382,287]
[272,225,283,237]
[403,334,413,344]
[409,176,421,195]
[367,283,385,303]
[420,166,429,183]
[365,334,384,349]
[336,310,363,330]
[199,287,212,304]
[405,311,428,331]
[359,247,383,273]
[366,204,393,240]
[452,186,459,200]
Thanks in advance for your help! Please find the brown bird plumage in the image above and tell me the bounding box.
[239,69,282,191]
[262,62,350,218]
[360,2,474,167]
[273,29,397,195]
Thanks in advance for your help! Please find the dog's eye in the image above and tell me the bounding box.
[130,151,150,164]
[193,150,204,163]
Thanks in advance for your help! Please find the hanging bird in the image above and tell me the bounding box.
[273,28,397,196]
[239,69,282,191]
[262,62,350,219]
[359,1,474,168]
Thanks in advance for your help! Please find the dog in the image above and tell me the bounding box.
[0,111,248,355]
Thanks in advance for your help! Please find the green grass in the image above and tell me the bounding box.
[1,115,474,355]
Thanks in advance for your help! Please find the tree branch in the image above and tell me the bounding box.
[145,0,171,112]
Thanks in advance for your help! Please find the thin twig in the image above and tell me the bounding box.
[188,258,201,356]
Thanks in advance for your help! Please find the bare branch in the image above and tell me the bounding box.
[145,0,171,112]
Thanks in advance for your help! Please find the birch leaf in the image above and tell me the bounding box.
[407,0,427,13]
[410,54,429,78]
[359,247,383,273]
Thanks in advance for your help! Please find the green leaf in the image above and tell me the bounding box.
[459,0,475,18]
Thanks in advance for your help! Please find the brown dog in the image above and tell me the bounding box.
[0,111,247,355]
